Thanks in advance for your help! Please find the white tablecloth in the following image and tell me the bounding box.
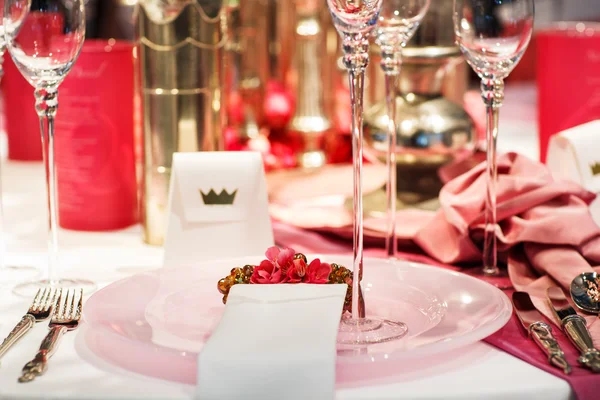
[0,85,574,399]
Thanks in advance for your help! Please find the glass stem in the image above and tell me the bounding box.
[481,78,504,276]
[384,74,399,258]
[381,45,402,258]
[349,68,365,320]
[342,32,370,321]
[35,86,60,285]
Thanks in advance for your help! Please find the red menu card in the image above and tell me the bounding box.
[2,56,42,161]
[537,23,600,163]
[54,40,138,231]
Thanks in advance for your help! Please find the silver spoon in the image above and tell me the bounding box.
[570,272,600,315]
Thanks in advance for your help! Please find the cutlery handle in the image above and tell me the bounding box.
[529,321,571,374]
[18,325,68,383]
[562,315,600,373]
[0,315,36,362]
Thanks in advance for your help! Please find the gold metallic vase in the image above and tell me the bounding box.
[136,0,227,245]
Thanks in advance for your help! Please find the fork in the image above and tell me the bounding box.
[19,289,83,383]
[0,288,58,363]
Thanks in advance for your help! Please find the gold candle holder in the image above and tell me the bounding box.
[136,1,228,245]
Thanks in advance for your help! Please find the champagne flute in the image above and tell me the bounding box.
[328,0,408,345]
[0,0,39,287]
[453,0,533,279]
[4,0,95,295]
[375,0,430,258]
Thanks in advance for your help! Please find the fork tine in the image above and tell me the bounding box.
[37,288,51,312]
[77,289,83,318]
[61,289,69,320]
[69,289,76,318]
[30,288,43,310]
[53,289,65,319]
[43,288,57,312]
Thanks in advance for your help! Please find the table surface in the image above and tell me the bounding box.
[0,84,574,399]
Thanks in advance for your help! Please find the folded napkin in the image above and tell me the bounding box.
[197,284,347,400]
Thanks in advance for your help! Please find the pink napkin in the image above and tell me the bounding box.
[414,153,600,330]
[269,152,600,399]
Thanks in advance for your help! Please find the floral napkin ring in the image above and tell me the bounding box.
[217,246,359,314]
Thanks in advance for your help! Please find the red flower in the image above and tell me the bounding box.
[287,258,307,283]
[306,259,332,284]
[249,247,332,285]
[250,260,284,284]
[265,246,295,275]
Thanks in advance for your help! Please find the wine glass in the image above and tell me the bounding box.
[453,0,533,281]
[374,0,430,258]
[328,0,408,345]
[4,0,95,295]
[0,0,40,287]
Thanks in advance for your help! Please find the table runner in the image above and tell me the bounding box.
[272,222,598,400]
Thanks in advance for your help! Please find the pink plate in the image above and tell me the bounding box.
[83,256,511,386]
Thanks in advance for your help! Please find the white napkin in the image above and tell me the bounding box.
[196,284,347,400]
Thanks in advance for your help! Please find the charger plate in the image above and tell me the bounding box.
[83,256,511,385]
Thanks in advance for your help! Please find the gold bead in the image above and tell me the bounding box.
[243,265,254,277]
[294,253,308,263]
[217,278,229,294]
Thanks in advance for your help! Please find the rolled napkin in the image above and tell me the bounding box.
[197,284,347,400]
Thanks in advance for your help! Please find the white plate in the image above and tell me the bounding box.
[83,256,512,385]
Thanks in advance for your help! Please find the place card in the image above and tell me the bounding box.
[546,120,600,191]
[546,120,600,224]
[163,151,274,268]
[197,284,347,400]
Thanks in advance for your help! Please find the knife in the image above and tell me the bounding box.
[512,291,571,374]
[547,286,600,373]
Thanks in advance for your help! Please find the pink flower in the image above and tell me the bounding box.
[250,260,284,284]
[306,259,332,284]
[286,258,307,283]
[265,246,295,275]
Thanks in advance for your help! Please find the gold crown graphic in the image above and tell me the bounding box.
[200,189,238,205]
[591,162,600,176]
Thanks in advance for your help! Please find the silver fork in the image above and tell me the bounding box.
[19,289,83,383]
[0,288,58,363]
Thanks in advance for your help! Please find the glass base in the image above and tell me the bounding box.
[0,265,40,287]
[337,316,408,345]
[12,278,97,298]
[463,268,512,290]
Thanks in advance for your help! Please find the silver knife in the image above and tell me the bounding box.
[512,291,571,374]
[547,286,600,373]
